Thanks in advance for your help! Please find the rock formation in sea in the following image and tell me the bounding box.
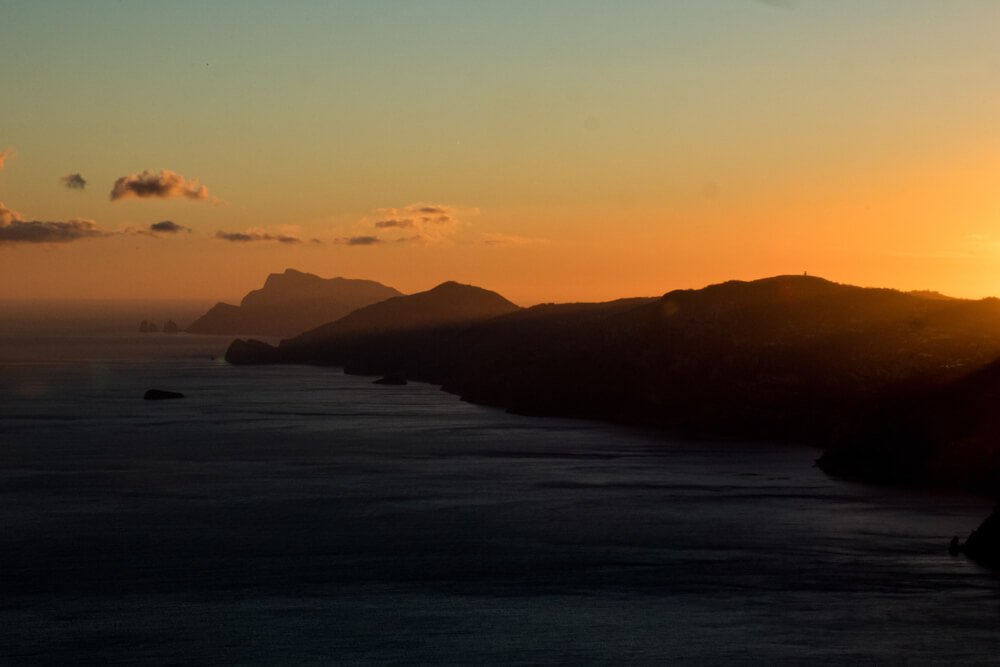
[951,504,1000,568]
[144,389,185,400]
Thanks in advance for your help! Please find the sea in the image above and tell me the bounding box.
[1,309,999,664]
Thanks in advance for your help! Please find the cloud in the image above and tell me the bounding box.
[372,204,460,234]
[374,219,416,229]
[110,169,211,202]
[343,202,477,246]
[150,220,190,234]
[215,229,301,244]
[480,232,549,246]
[0,148,13,171]
[61,173,87,190]
[0,201,106,245]
[333,235,382,246]
[330,203,484,247]
[0,203,18,226]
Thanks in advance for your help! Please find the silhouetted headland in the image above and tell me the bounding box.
[226,280,522,366]
[227,274,1000,498]
[187,268,401,337]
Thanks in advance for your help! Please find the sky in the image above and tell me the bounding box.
[1,0,999,305]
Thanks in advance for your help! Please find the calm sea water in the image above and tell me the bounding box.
[1,331,998,664]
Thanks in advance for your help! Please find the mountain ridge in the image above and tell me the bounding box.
[226,273,1000,495]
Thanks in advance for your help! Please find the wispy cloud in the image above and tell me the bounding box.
[150,220,190,234]
[333,235,382,246]
[371,203,464,242]
[110,169,212,202]
[0,203,18,226]
[338,203,476,247]
[61,173,87,190]
[480,232,549,247]
[0,148,14,171]
[0,201,106,245]
[215,229,302,244]
[374,219,417,229]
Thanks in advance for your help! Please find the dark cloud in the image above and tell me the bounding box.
[334,235,382,246]
[333,234,432,246]
[61,173,87,190]
[110,169,211,202]
[215,230,301,244]
[374,219,416,229]
[0,202,105,245]
[216,231,254,242]
[0,220,104,244]
[150,220,189,234]
[373,204,456,231]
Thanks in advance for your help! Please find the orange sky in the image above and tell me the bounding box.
[2,1,1000,306]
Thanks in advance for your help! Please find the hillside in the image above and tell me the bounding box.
[819,354,1000,493]
[186,269,401,337]
[439,276,1000,435]
[227,274,1000,492]
[291,281,521,342]
[226,281,522,366]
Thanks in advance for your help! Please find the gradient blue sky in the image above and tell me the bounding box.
[2,1,999,303]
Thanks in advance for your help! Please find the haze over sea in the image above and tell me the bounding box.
[2,311,999,664]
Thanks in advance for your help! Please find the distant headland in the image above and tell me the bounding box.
[223,274,1000,496]
[187,269,401,337]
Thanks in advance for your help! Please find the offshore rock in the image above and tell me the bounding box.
[954,504,1000,569]
[144,389,185,400]
[373,374,407,385]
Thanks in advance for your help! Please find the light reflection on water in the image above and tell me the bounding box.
[0,334,998,663]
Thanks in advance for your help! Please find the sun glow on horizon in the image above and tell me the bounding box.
[2,0,999,304]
